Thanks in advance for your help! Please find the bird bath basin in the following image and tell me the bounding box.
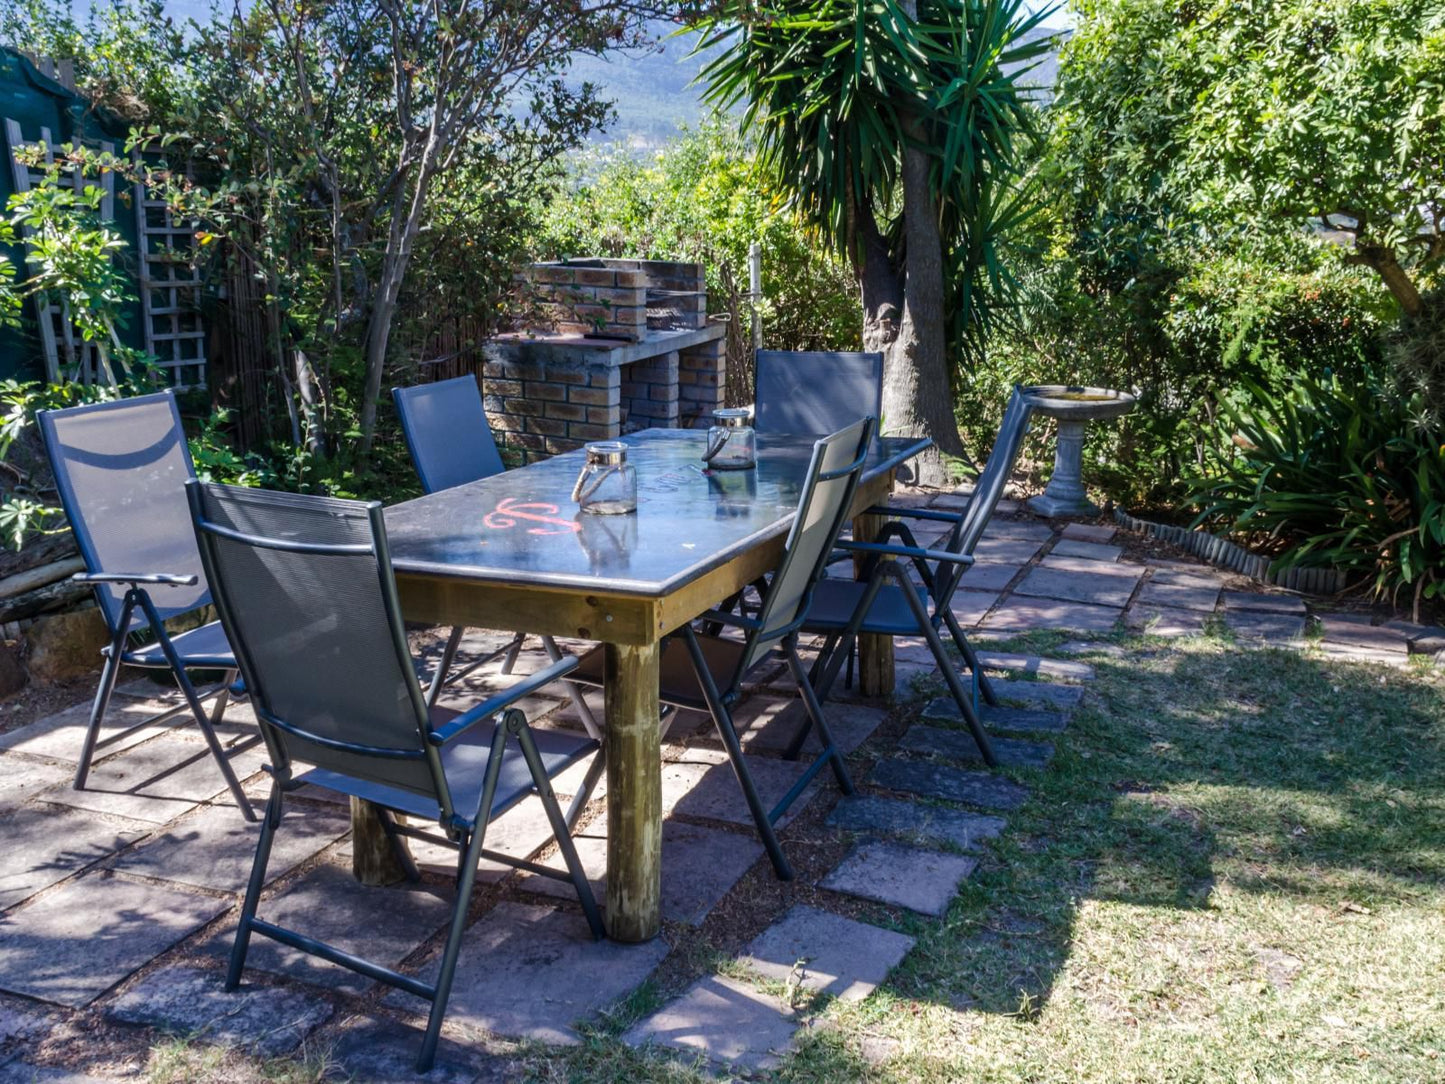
[1022,385,1137,517]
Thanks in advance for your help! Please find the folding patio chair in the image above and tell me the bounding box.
[798,389,1036,768]
[392,376,600,735]
[37,391,257,820]
[187,481,603,1074]
[753,350,883,435]
[572,417,875,881]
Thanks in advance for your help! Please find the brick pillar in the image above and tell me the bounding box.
[621,351,680,432]
[678,336,727,427]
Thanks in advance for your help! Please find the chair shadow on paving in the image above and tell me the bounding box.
[875,640,1444,1024]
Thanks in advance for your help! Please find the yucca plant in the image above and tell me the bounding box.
[1189,375,1445,621]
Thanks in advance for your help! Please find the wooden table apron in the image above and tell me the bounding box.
[380,429,927,942]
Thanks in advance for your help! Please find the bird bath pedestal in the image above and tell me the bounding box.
[1022,385,1137,518]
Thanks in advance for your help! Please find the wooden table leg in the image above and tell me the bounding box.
[351,798,411,886]
[604,640,662,942]
[854,501,896,698]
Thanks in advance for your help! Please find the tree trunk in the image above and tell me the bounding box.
[1353,241,1423,316]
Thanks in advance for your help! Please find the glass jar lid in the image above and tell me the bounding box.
[711,408,752,428]
[583,441,629,465]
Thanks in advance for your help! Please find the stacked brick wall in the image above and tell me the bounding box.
[521,262,648,343]
[481,358,621,463]
[678,336,727,427]
[620,351,680,432]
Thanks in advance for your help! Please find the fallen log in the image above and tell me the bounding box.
[0,576,93,623]
[0,531,78,581]
[0,557,86,600]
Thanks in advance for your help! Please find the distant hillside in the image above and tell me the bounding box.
[569,22,1070,151]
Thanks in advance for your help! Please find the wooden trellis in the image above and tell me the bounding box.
[3,118,114,385]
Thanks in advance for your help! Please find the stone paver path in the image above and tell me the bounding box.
[0,489,1437,1081]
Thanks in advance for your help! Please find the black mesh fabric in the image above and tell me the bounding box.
[393,377,505,493]
[41,393,209,633]
[754,351,883,436]
[193,484,438,798]
[745,417,871,671]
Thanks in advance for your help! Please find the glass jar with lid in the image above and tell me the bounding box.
[701,407,756,471]
[570,441,637,515]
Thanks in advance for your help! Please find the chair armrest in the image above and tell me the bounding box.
[696,608,762,631]
[426,656,581,747]
[836,540,976,567]
[72,571,199,587]
[863,504,965,524]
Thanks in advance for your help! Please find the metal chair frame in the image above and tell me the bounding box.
[188,481,602,1074]
[800,390,1036,767]
[573,418,875,880]
[392,378,600,735]
[38,392,256,820]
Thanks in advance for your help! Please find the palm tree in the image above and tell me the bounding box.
[694,0,1052,484]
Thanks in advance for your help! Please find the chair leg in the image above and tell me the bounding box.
[74,634,126,791]
[427,627,466,707]
[417,725,510,1073]
[209,669,238,726]
[541,635,601,740]
[942,608,999,706]
[499,633,524,675]
[680,628,793,881]
[135,594,257,821]
[509,713,605,939]
[784,643,854,794]
[908,600,998,768]
[227,781,283,991]
[563,747,606,832]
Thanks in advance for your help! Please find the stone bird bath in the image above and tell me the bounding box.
[1021,385,1137,518]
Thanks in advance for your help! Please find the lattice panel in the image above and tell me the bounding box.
[134,179,208,388]
[4,118,115,385]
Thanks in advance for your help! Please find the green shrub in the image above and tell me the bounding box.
[1188,374,1445,620]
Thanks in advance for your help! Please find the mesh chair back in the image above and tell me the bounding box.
[187,482,448,809]
[392,376,505,493]
[743,417,874,675]
[754,351,883,436]
[936,388,1033,601]
[38,391,209,634]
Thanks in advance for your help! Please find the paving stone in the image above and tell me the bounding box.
[625,974,796,1070]
[1135,573,1223,613]
[975,651,1094,681]
[980,597,1123,635]
[1050,539,1123,562]
[202,862,451,996]
[669,753,820,829]
[320,1012,506,1084]
[900,725,1054,770]
[1221,590,1308,615]
[819,841,977,916]
[931,492,971,511]
[1125,605,1211,637]
[0,1002,50,1050]
[1224,611,1308,643]
[948,590,1000,627]
[953,561,1023,592]
[1316,614,1410,654]
[924,698,1069,733]
[1055,640,1127,658]
[1313,643,1413,667]
[0,873,229,1007]
[0,697,183,764]
[0,757,69,812]
[107,966,331,1057]
[988,678,1084,709]
[114,801,349,893]
[867,759,1030,812]
[970,536,1044,564]
[0,806,148,911]
[1388,622,1445,655]
[0,1061,111,1083]
[731,698,885,756]
[399,902,669,1043]
[741,904,915,1002]
[516,817,763,926]
[1016,566,1139,608]
[826,795,1005,851]
[980,519,1054,542]
[37,735,266,825]
[1060,522,1116,543]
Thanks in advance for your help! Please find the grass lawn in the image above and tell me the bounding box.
[526,635,1445,1084]
[149,634,1445,1083]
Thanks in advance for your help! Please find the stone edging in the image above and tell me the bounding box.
[1113,509,1350,595]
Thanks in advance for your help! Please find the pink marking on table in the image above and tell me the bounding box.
[483,497,581,536]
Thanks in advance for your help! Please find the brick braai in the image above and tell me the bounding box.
[482,258,727,462]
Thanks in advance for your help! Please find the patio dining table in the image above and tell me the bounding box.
[382,426,930,941]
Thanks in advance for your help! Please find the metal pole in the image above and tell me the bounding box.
[749,241,763,353]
